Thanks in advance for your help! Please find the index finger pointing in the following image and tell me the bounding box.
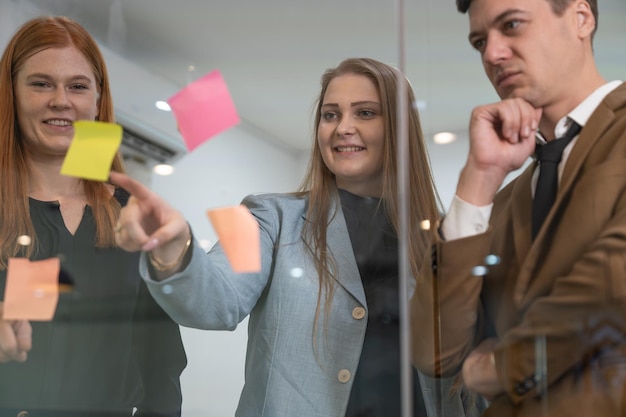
[109,171,153,201]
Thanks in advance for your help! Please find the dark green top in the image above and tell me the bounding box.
[340,189,427,417]
[0,189,186,417]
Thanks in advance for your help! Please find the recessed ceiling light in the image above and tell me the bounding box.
[153,164,175,176]
[433,131,457,144]
[155,101,171,111]
[414,100,427,111]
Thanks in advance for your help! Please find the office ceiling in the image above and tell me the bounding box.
[22,0,626,156]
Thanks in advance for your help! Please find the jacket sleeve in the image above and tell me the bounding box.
[415,162,626,406]
[493,166,626,404]
[411,232,492,377]
[138,194,278,331]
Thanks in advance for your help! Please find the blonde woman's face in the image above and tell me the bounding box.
[317,74,385,197]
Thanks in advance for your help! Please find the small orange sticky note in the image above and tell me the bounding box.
[168,70,240,151]
[60,121,123,181]
[3,258,61,321]
[207,205,261,273]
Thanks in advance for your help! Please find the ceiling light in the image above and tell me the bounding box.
[414,100,427,111]
[155,100,171,111]
[153,164,175,176]
[433,131,457,144]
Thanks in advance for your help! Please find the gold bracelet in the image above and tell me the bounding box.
[148,236,192,271]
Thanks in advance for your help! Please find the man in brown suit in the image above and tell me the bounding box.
[412,0,626,415]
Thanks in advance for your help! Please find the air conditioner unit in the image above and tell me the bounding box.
[116,111,187,164]
[1,1,188,165]
[99,45,188,165]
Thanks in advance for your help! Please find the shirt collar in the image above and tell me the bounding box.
[536,80,623,145]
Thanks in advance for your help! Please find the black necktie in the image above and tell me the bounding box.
[532,121,582,239]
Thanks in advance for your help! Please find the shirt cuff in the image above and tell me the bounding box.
[441,195,493,241]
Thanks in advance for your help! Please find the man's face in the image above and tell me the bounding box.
[467,0,582,108]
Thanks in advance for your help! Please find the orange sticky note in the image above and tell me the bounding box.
[3,258,61,321]
[168,70,240,151]
[60,121,123,181]
[207,205,261,273]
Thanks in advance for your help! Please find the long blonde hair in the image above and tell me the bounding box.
[0,16,125,268]
[298,57,441,343]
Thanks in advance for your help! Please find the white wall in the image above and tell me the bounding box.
[0,0,41,43]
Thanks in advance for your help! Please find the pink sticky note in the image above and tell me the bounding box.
[3,258,61,321]
[168,70,240,151]
[207,205,261,273]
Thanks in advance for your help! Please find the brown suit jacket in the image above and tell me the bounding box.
[413,82,626,416]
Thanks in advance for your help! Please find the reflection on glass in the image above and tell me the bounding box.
[1,0,625,415]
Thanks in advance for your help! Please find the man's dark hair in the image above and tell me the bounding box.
[456,0,598,40]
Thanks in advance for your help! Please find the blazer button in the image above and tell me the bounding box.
[338,369,351,383]
[524,378,535,390]
[352,307,366,320]
[17,412,29,417]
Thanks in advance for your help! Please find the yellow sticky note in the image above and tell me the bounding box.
[3,258,61,321]
[207,205,261,273]
[60,121,123,181]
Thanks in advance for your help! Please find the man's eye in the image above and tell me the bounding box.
[472,39,486,51]
[504,20,521,30]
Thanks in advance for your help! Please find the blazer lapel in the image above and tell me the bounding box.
[561,105,618,193]
[535,90,620,244]
[302,198,366,306]
[515,83,626,304]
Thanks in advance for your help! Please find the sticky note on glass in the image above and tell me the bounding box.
[207,205,261,273]
[3,258,61,321]
[168,70,240,152]
[60,121,123,181]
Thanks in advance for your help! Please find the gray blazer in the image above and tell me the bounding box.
[142,193,485,417]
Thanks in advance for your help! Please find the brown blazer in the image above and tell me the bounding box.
[413,82,626,417]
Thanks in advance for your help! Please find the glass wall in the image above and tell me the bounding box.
[1,0,626,416]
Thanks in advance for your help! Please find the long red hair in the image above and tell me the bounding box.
[0,16,125,268]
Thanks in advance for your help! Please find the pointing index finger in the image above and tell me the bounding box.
[108,171,153,201]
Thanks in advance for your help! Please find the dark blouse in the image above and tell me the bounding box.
[339,189,427,417]
[0,189,186,417]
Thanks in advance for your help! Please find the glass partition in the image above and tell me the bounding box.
[1,0,626,416]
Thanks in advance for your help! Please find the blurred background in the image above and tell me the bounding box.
[2,0,625,415]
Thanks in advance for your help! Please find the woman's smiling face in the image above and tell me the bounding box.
[14,46,100,160]
[317,73,385,197]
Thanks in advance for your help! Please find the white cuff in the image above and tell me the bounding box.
[441,195,493,241]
